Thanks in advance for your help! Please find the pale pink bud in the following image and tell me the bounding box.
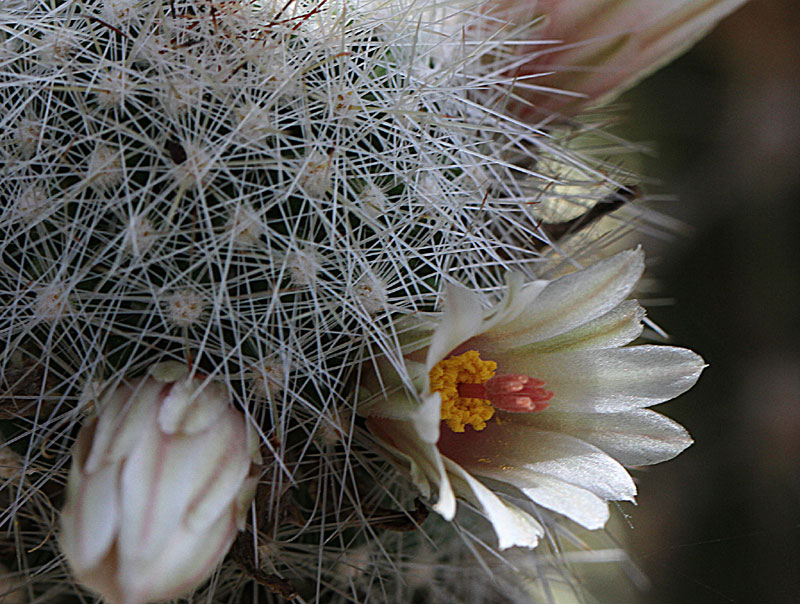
[484,0,747,118]
[60,363,260,604]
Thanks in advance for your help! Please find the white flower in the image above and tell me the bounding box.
[360,249,704,549]
[60,363,260,604]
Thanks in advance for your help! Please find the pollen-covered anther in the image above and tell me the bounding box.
[478,374,553,413]
[430,350,497,432]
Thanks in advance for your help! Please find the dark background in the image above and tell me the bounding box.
[615,1,800,603]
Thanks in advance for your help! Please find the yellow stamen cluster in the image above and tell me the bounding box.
[429,350,497,433]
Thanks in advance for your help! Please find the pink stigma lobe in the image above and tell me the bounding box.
[457,373,553,413]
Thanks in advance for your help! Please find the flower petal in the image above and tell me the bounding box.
[116,412,168,563]
[183,410,252,532]
[412,392,443,444]
[478,249,644,353]
[426,283,485,369]
[520,475,609,530]
[360,389,441,443]
[118,509,236,604]
[120,414,247,564]
[85,378,163,472]
[438,420,636,502]
[61,456,121,572]
[516,408,693,466]
[443,458,543,549]
[158,377,229,435]
[367,418,456,519]
[358,386,424,423]
[481,272,549,331]
[513,300,645,354]
[491,345,705,412]
[496,0,749,117]
[481,470,610,530]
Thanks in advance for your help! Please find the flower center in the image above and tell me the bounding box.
[429,350,553,433]
[429,350,497,433]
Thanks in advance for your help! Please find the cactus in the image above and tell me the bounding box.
[0,0,742,602]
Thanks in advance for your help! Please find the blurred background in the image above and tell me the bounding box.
[610,1,800,602]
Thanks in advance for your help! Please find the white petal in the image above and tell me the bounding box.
[116,413,163,562]
[360,391,418,422]
[158,377,228,435]
[481,272,549,331]
[462,461,611,530]
[85,379,162,472]
[132,425,231,557]
[149,361,189,382]
[499,0,748,116]
[444,458,543,549]
[480,249,644,352]
[515,473,609,530]
[358,359,427,421]
[370,434,432,499]
[234,475,259,530]
[119,509,236,604]
[67,416,97,482]
[411,393,443,444]
[438,421,636,502]
[395,316,436,353]
[116,406,248,571]
[519,409,693,466]
[61,452,120,572]
[183,412,251,532]
[363,388,441,444]
[426,284,485,369]
[82,384,131,474]
[512,300,645,354]
[491,345,705,412]
[367,418,456,519]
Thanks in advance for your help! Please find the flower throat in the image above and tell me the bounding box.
[429,350,553,433]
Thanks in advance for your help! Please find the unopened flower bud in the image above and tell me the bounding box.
[483,0,747,119]
[60,363,260,604]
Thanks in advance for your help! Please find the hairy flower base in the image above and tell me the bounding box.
[361,249,704,549]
